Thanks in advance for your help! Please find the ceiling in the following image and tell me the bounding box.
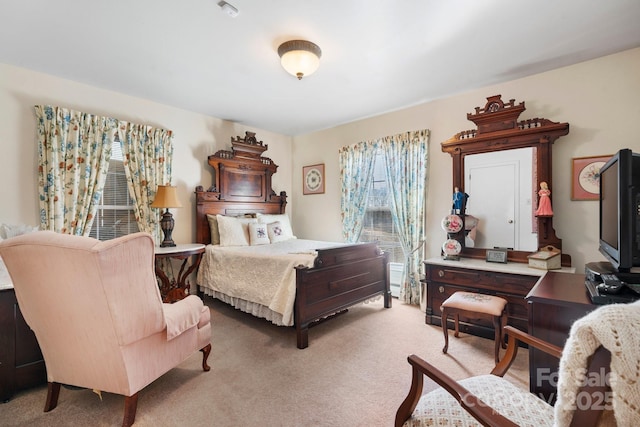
[2,0,640,136]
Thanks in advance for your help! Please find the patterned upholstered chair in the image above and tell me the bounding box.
[396,298,640,427]
[0,231,212,427]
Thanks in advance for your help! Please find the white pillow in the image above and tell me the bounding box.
[0,223,39,239]
[257,214,295,240]
[248,222,270,246]
[216,215,257,247]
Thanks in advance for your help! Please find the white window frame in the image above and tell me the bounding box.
[358,149,403,263]
[89,139,138,240]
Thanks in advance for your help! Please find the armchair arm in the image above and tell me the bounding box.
[395,355,519,427]
[395,326,562,427]
[491,325,562,377]
[162,295,205,340]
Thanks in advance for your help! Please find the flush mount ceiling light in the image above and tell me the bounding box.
[277,40,322,80]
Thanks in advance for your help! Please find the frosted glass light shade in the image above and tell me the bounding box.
[277,40,322,80]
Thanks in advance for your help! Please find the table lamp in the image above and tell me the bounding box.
[150,185,183,247]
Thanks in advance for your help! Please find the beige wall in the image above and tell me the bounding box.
[2,47,640,273]
[292,47,640,273]
[0,63,293,244]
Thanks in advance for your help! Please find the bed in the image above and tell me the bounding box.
[194,132,391,348]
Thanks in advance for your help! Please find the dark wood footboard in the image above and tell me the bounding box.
[294,242,391,349]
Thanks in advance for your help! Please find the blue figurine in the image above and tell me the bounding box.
[452,187,468,213]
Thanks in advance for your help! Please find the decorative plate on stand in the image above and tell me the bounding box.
[441,214,463,234]
[442,239,462,257]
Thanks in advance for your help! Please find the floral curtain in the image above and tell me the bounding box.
[381,129,429,304]
[118,123,174,242]
[35,105,117,235]
[338,140,378,243]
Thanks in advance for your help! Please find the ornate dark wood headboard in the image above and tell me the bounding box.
[195,132,287,244]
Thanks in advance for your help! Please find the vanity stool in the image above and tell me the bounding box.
[440,291,508,363]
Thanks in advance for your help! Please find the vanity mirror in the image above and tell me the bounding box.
[441,95,571,266]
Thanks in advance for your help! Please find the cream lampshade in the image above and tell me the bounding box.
[150,185,183,247]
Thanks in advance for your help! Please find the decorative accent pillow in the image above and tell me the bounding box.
[206,214,221,245]
[216,215,257,247]
[257,214,295,241]
[248,222,270,246]
[267,221,290,243]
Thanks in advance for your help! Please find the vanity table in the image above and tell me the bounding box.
[441,94,570,266]
[423,257,575,338]
[427,95,574,341]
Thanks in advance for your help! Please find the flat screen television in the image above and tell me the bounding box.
[598,148,640,273]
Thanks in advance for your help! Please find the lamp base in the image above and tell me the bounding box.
[160,209,176,247]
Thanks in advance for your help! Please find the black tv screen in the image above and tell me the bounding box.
[598,148,640,273]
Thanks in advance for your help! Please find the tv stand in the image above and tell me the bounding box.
[585,261,640,283]
[584,261,640,304]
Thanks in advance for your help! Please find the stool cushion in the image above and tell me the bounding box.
[441,292,507,317]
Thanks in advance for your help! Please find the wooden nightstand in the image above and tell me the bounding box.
[154,244,205,303]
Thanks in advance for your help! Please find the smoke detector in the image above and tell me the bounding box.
[218,1,239,18]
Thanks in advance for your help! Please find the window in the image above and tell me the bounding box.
[358,149,403,263]
[89,139,139,240]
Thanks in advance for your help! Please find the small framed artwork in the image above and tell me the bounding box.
[571,155,611,200]
[303,164,325,195]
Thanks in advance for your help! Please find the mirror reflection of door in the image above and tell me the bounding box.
[465,147,537,251]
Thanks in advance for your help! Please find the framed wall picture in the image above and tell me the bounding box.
[303,164,325,195]
[571,155,611,200]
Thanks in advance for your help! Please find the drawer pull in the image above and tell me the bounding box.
[438,270,445,278]
[439,286,445,293]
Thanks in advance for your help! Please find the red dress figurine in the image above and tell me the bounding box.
[535,182,553,216]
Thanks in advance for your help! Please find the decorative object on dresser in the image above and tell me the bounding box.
[534,181,554,216]
[195,132,391,349]
[0,231,212,427]
[528,245,562,271]
[151,185,183,247]
[441,213,463,260]
[155,243,205,303]
[441,94,571,266]
[485,247,508,264]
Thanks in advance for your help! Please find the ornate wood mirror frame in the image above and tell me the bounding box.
[441,95,571,266]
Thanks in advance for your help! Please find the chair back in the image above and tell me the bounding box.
[0,231,165,391]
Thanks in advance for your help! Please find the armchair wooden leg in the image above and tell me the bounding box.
[492,315,501,363]
[201,343,212,372]
[441,308,449,354]
[122,393,139,427]
[44,382,61,412]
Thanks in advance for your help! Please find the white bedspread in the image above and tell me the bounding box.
[196,239,346,326]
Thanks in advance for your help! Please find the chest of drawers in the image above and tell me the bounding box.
[0,287,46,401]
[423,258,553,340]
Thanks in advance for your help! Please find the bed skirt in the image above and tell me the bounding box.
[200,287,291,326]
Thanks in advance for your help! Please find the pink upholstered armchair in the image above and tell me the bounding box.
[0,231,212,427]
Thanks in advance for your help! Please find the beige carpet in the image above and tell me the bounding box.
[0,297,529,426]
